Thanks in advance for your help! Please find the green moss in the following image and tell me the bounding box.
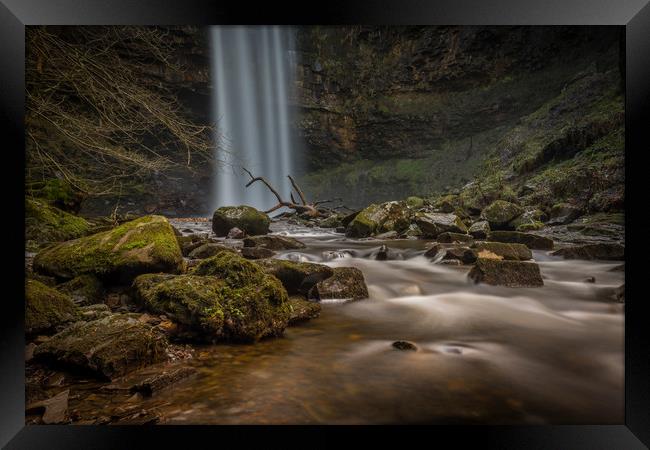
[212,205,270,236]
[25,279,80,335]
[25,198,91,250]
[56,274,104,305]
[33,215,183,282]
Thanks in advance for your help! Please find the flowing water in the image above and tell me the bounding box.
[129,221,624,425]
[210,26,299,211]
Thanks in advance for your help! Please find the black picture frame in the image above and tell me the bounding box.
[1,1,647,448]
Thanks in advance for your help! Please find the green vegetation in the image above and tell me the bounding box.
[25,198,92,252]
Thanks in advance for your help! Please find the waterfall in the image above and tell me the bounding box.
[210,26,299,213]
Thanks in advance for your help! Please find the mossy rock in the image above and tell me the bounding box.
[25,198,91,251]
[414,212,468,238]
[135,256,291,342]
[406,196,424,208]
[212,206,270,237]
[488,230,554,250]
[254,259,334,295]
[473,242,532,261]
[468,259,543,287]
[33,313,168,379]
[433,194,460,213]
[346,201,411,238]
[309,267,369,301]
[33,215,184,283]
[55,274,105,306]
[243,235,306,250]
[516,221,545,231]
[319,214,343,228]
[551,243,624,261]
[481,200,524,229]
[437,232,474,245]
[25,279,80,336]
[288,296,321,325]
[188,243,236,259]
[240,247,276,260]
[509,209,548,230]
[468,220,490,239]
[27,179,85,213]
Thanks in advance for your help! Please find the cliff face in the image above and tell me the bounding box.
[292,26,623,208]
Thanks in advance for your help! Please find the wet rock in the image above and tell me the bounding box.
[473,242,532,261]
[551,243,624,260]
[33,215,184,283]
[375,230,399,239]
[509,209,548,231]
[335,226,346,233]
[33,314,169,379]
[26,280,80,336]
[243,235,306,250]
[288,296,322,325]
[584,276,596,283]
[415,212,468,238]
[548,203,582,225]
[346,201,411,238]
[468,259,544,287]
[188,243,236,259]
[488,230,554,250]
[613,284,624,302]
[241,246,276,259]
[78,304,112,321]
[439,259,462,266]
[424,243,443,258]
[137,253,291,342]
[212,205,271,237]
[341,210,362,228]
[441,247,478,265]
[468,220,490,239]
[26,389,69,424]
[254,259,334,295]
[55,274,104,306]
[437,232,474,245]
[481,200,524,229]
[226,227,246,239]
[177,235,208,256]
[309,267,369,301]
[392,340,418,351]
[402,223,423,238]
[322,249,355,260]
[104,365,197,396]
[318,214,342,229]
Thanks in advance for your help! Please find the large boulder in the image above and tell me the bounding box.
[481,200,524,229]
[33,215,184,283]
[147,252,292,342]
[473,242,532,261]
[33,314,168,379]
[25,280,80,336]
[488,230,554,250]
[551,243,624,261]
[414,212,468,238]
[288,297,321,325]
[309,267,369,301]
[468,259,544,287]
[25,198,91,252]
[254,259,334,295]
[212,206,270,237]
[468,220,490,239]
[346,201,411,238]
[243,235,306,250]
[547,203,582,225]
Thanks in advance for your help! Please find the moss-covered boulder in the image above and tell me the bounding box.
[473,242,532,261]
[547,203,583,225]
[488,230,554,250]
[135,254,291,342]
[243,235,306,250]
[254,259,334,295]
[406,196,425,208]
[309,267,369,301]
[288,296,322,325]
[319,214,343,229]
[551,243,624,260]
[468,259,544,287]
[437,232,474,245]
[414,212,468,238]
[240,247,276,259]
[25,198,91,252]
[33,314,168,379]
[212,206,270,237]
[468,220,490,239]
[433,194,460,213]
[33,215,184,283]
[509,209,548,231]
[55,274,104,306]
[481,200,524,229]
[346,201,411,238]
[26,279,80,336]
[188,243,236,259]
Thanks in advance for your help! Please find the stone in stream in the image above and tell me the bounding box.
[188,243,237,259]
[480,200,524,229]
[318,214,343,229]
[26,389,70,424]
[487,230,554,250]
[468,259,544,287]
[227,227,246,239]
[392,340,418,351]
[212,205,271,237]
[102,365,197,396]
[288,296,322,325]
[137,253,291,342]
[468,220,490,239]
[33,215,184,283]
[33,314,169,379]
[309,267,369,301]
[25,279,80,336]
[437,232,474,245]
[243,234,306,250]
[375,230,399,239]
[414,212,468,238]
[424,243,443,258]
[473,242,532,261]
[551,243,624,261]
[240,246,276,259]
[346,201,412,238]
[254,259,334,295]
[55,274,104,306]
[440,247,478,265]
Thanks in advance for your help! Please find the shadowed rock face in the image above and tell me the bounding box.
[468,259,544,287]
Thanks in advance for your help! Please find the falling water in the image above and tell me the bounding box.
[210,26,298,212]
